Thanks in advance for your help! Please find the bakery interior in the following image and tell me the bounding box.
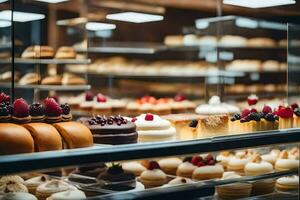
[0,0,300,199]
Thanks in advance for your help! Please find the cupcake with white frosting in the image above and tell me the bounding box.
[133,113,176,142]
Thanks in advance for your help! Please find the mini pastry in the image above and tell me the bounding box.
[44,98,62,123]
[276,175,299,192]
[126,101,140,117]
[275,150,299,171]
[293,107,300,128]
[227,153,251,174]
[79,115,137,145]
[247,37,276,47]
[276,105,293,129]
[0,71,20,83]
[216,151,234,169]
[29,103,45,122]
[79,92,94,112]
[0,192,37,200]
[61,74,86,85]
[109,99,127,115]
[19,73,40,85]
[24,175,50,194]
[196,115,229,138]
[216,183,252,199]
[139,161,167,188]
[176,157,197,178]
[12,98,31,124]
[41,76,62,85]
[53,122,93,149]
[55,46,76,59]
[288,147,299,160]
[0,176,24,184]
[23,123,63,152]
[261,149,281,165]
[92,93,112,115]
[133,113,176,142]
[0,176,28,194]
[60,104,72,122]
[158,157,182,175]
[219,35,247,47]
[98,163,136,191]
[0,123,34,155]
[244,155,273,176]
[46,189,86,200]
[0,102,11,123]
[171,94,189,113]
[122,161,146,176]
[35,180,75,200]
[192,154,224,180]
[21,46,54,59]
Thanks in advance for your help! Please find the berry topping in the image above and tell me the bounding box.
[250,108,257,113]
[140,95,157,104]
[44,98,62,117]
[148,161,160,170]
[60,103,71,115]
[240,117,249,123]
[241,109,251,118]
[247,94,258,106]
[231,113,241,122]
[264,113,277,122]
[145,113,154,121]
[13,98,30,118]
[174,94,186,102]
[189,120,198,128]
[262,105,272,115]
[96,93,107,103]
[294,108,300,117]
[291,103,299,111]
[247,112,261,121]
[87,115,128,126]
[192,156,202,166]
[50,95,59,103]
[85,92,94,101]
[0,92,10,103]
[277,106,293,118]
[205,154,213,161]
[207,159,216,165]
[131,117,137,122]
[183,157,193,163]
[29,103,45,116]
[0,106,10,117]
[197,161,205,167]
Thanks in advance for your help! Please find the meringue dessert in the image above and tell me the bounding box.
[276,175,299,192]
[139,161,167,188]
[176,157,197,178]
[158,157,183,175]
[275,150,299,171]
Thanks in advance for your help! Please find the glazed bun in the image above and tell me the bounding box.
[53,122,93,149]
[23,123,63,152]
[0,123,34,155]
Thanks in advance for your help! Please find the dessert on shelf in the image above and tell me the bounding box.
[19,73,40,85]
[122,161,147,176]
[274,150,299,171]
[92,93,112,115]
[12,98,31,124]
[275,175,299,192]
[276,105,294,129]
[139,161,167,188]
[55,46,76,59]
[158,157,183,175]
[21,46,54,59]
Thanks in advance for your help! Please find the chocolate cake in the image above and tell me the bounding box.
[79,115,138,145]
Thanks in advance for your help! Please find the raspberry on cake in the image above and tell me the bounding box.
[44,97,62,123]
[247,94,258,106]
[0,92,10,103]
[276,105,293,129]
[12,98,31,124]
[29,103,45,122]
[60,103,72,122]
[92,93,112,115]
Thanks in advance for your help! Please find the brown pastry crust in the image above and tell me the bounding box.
[53,122,93,149]
[55,47,76,59]
[0,123,34,155]
[41,76,62,85]
[21,45,54,59]
[23,123,63,152]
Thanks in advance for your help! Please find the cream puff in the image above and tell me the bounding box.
[176,157,197,178]
[244,155,274,176]
[139,161,167,188]
[261,149,281,166]
[158,157,182,175]
[216,151,234,169]
[122,161,147,176]
[275,150,299,171]
[227,154,251,174]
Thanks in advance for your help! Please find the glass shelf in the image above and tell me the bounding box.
[0,83,91,91]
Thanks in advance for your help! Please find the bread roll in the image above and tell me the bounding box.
[21,46,54,58]
[55,46,76,59]
[0,123,34,155]
[53,122,93,149]
[23,123,63,152]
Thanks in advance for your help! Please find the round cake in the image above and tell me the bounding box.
[79,115,138,145]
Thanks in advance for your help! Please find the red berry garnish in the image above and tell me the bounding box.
[277,106,293,118]
[44,98,62,117]
[250,108,257,113]
[131,117,137,122]
[205,154,214,161]
[197,161,205,167]
[50,95,59,103]
[241,109,251,118]
[207,159,216,165]
[0,92,10,103]
[247,95,258,106]
[174,94,186,102]
[148,161,160,170]
[192,156,202,166]
[291,103,299,111]
[29,103,44,116]
[85,92,94,101]
[145,113,154,121]
[13,98,29,117]
[96,93,107,103]
[262,105,272,115]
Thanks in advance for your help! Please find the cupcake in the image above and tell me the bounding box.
[60,104,72,122]
[79,115,138,145]
[46,189,86,200]
[12,98,31,124]
[29,103,45,122]
[261,149,281,166]
[275,150,299,171]
[35,180,75,200]
[133,113,176,142]
[24,176,50,194]
[92,93,112,115]
[276,175,299,192]
[44,98,62,123]
[216,151,234,169]
[176,157,197,178]
[122,161,146,176]
[79,92,94,112]
[158,157,182,175]
[0,102,11,123]
[139,161,167,188]
[0,192,37,200]
[276,105,294,129]
[192,154,224,180]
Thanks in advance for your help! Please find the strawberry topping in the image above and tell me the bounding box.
[174,94,186,102]
[85,92,94,101]
[192,156,202,166]
[197,161,205,167]
[145,113,154,121]
[262,105,272,115]
[0,92,10,103]
[13,98,29,118]
[277,106,293,118]
[205,154,213,161]
[44,98,62,117]
[250,108,257,113]
[148,161,160,170]
[241,109,251,118]
[247,94,258,106]
[96,93,107,103]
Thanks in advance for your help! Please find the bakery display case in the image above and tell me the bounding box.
[0,0,300,200]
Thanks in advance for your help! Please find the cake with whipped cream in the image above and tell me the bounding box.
[133,113,176,142]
